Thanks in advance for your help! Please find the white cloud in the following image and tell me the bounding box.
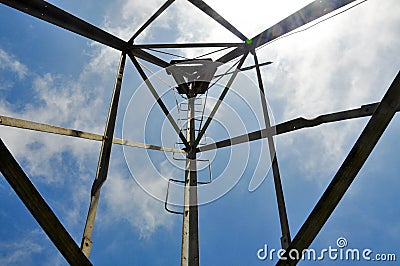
[187,0,314,38]
[97,0,399,193]
[102,0,174,42]
[102,170,174,238]
[0,231,44,265]
[0,48,28,80]
[0,33,176,244]
[0,70,104,184]
[253,0,400,181]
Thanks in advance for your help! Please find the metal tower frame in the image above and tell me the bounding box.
[0,0,399,265]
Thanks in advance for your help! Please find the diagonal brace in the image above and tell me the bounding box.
[187,0,247,41]
[216,0,357,64]
[193,53,249,148]
[276,70,400,265]
[128,53,190,148]
[0,139,92,266]
[254,52,291,248]
[129,0,176,42]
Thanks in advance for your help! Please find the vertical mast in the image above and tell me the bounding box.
[181,84,200,266]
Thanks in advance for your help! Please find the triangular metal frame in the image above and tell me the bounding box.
[0,0,398,265]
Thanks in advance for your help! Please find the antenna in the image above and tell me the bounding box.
[0,0,398,265]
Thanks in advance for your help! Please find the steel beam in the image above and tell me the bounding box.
[197,101,400,153]
[0,115,183,153]
[128,53,190,148]
[187,0,247,41]
[129,0,176,42]
[0,139,92,266]
[81,53,126,258]
[217,0,357,63]
[254,52,291,248]
[193,53,248,147]
[276,71,400,265]
[181,89,200,266]
[0,0,127,50]
[0,0,169,68]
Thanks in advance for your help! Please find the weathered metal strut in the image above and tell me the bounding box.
[253,52,291,248]
[0,139,92,266]
[0,115,184,153]
[80,53,126,258]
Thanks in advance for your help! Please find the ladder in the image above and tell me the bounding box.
[164,91,212,214]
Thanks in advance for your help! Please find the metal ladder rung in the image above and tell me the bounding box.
[172,155,186,161]
[180,102,203,106]
[181,128,202,132]
[179,107,203,113]
[197,159,212,185]
[165,178,184,215]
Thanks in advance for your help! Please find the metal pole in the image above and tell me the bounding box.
[80,52,126,258]
[253,52,291,248]
[181,85,199,266]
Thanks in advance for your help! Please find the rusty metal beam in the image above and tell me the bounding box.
[197,101,400,153]
[254,52,291,248]
[277,70,400,265]
[0,0,127,50]
[0,0,169,68]
[0,139,92,266]
[81,53,126,258]
[0,115,184,153]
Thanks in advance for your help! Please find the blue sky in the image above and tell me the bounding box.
[0,0,399,265]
